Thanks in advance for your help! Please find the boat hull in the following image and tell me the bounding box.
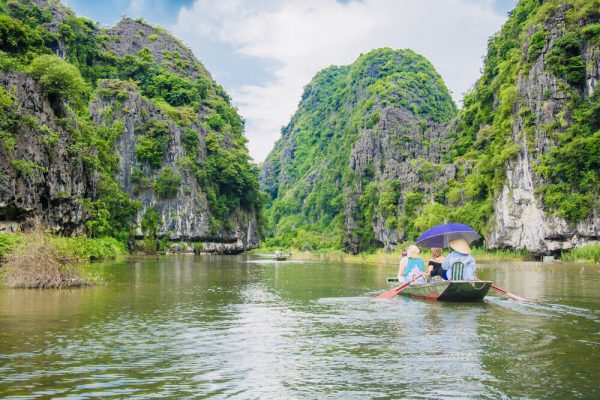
[386,278,492,301]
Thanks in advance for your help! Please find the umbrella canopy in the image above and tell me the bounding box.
[415,223,481,248]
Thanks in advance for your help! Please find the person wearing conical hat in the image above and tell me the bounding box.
[441,238,477,280]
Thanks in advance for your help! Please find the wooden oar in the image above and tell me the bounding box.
[491,284,528,302]
[372,274,423,301]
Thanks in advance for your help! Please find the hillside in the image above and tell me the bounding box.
[0,0,261,253]
[261,0,600,255]
[260,48,457,253]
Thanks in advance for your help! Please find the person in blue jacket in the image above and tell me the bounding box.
[397,245,425,284]
[443,238,477,280]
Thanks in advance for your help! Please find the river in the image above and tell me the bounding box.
[0,255,598,399]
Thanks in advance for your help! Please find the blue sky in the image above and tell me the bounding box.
[64,0,518,162]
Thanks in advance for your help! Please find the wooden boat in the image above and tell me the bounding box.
[275,255,287,261]
[386,277,492,301]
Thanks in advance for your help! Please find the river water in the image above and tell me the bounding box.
[0,255,598,399]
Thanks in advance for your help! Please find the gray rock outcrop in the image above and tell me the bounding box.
[488,6,599,254]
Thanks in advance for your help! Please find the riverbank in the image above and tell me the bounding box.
[252,246,533,265]
[253,244,600,265]
[560,244,600,264]
[0,225,125,288]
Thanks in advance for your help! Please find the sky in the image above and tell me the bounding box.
[64,0,518,162]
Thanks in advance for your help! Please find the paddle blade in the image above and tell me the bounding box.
[371,281,411,300]
[491,284,528,302]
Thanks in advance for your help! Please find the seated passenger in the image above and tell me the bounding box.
[397,245,425,284]
[426,247,447,280]
[442,239,477,280]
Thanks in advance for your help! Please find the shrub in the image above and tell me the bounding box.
[535,92,600,221]
[1,219,91,288]
[0,14,40,53]
[153,167,181,198]
[0,233,19,259]
[56,236,126,261]
[528,29,547,61]
[82,177,140,242]
[182,128,199,155]
[10,159,47,178]
[0,50,19,72]
[545,32,585,85]
[205,114,225,131]
[560,244,600,264]
[582,23,600,46]
[141,207,161,254]
[144,69,200,107]
[135,120,169,168]
[27,54,88,105]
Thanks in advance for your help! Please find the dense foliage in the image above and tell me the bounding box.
[0,232,19,259]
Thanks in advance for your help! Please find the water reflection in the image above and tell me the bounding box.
[0,256,598,398]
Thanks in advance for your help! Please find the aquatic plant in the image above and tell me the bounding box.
[1,218,90,288]
[0,218,125,288]
[561,244,600,263]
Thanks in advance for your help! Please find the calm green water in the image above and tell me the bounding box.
[0,255,598,399]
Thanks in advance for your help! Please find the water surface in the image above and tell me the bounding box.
[1,255,598,399]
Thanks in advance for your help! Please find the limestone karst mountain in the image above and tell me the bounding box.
[261,0,599,255]
[261,48,458,253]
[0,0,261,253]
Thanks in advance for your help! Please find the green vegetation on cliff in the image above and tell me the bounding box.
[0,0,261,250]
[447,0,599,225]
[261,0,599,253]
[262,48,457,250]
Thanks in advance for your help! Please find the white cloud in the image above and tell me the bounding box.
[128,0,147,14]
[174,0,509,162]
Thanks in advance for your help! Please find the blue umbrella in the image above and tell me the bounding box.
[415,223,481,248]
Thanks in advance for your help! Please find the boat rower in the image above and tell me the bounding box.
[442,238,477,280]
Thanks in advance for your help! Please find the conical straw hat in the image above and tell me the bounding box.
[449,238,471,254]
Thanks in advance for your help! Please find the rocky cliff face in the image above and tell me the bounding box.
[487,3,599,253]
[343,107,456,252]
[0,72,97,234]
[261,0,599,255]
[0,0,260,253]
[89,80,258,252]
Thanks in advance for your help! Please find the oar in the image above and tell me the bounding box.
[372,274,423,301]
[490,284,528,302]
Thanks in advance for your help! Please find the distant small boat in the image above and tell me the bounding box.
[274,252,290,261]
[386,277,492,301]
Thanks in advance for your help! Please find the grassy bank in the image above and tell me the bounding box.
[560,244,600,264]
[256,244,600,264]
[0,225,125,289]
[252,246,533,265]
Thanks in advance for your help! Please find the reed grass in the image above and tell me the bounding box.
[0,219,125,288]
[560,244,600,264]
